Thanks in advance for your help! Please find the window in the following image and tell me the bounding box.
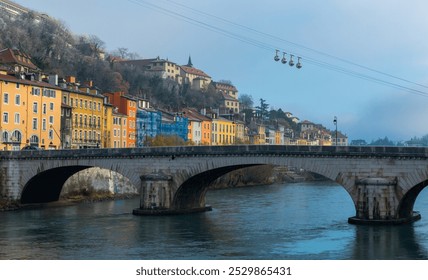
[16,83,20,89]
[2,131,8,143]
[3,112,8,123]
[42,119,46,131]
[49,129,54,140]
[12,130,21,142]
[50,103,54,110]
[32,88,40,96]
[15,94,20,105]
[43,88,56,97]
[14,113,20,124]
[30,135,39,145]
[42,104,47,114]
[3,93,8,104]
[33,102,38,113]
[32,118,38,130]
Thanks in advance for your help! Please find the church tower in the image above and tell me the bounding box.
[186,55,193,67]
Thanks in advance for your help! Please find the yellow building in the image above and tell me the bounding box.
[211,116,235,145]
[275,130,282,145]
[102,102,113,148]
[0,72,61,150]
[61,77,105,149]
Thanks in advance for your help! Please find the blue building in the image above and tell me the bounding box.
[159,110,189,141]
[136,108,162,147]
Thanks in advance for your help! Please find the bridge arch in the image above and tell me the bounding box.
[21,165,92,203]
[20,165,138,204]
[172,164,263,210]
[167,159,355,215]
[399,179,428,219]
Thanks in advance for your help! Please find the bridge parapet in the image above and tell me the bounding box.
[2,145,428,160]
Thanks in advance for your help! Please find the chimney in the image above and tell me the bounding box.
[66,76,76,84]
[84,80,93,88]
[49,74,58,86]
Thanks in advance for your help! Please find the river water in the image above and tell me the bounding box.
[1,181,428,260]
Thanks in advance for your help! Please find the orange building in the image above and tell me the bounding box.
[104,92,137,147]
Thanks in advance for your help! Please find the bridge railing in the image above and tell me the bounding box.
[2,145,428,160]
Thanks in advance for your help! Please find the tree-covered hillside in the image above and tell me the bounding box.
[0,10,222,110]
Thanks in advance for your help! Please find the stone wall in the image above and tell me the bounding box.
[60,167,138,199]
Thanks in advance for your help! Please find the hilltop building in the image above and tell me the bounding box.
[0,0,50,21]
[213,81,240,114]
[180,56,212,91]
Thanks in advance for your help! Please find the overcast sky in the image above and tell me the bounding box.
[14,0,428,142]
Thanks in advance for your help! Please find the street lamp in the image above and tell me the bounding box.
[333,116,338,146]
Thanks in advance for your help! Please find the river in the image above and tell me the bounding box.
[1,181,428,260]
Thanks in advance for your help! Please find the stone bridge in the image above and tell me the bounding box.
[1,145,428,224]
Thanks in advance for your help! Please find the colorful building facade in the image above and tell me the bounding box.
[0,72,61,150]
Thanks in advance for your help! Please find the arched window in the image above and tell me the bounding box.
[11,130,22,143]
[29,135,39,145]
[2,131,9,143]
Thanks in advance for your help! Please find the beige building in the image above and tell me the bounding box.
[115,57,182,84]
[213,81,240,114]
[180,57,211,91]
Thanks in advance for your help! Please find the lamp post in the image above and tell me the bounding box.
[333,116,338,146]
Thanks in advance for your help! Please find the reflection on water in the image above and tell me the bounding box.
[0,182,428,259]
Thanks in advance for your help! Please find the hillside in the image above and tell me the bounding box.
[0,8,222,111]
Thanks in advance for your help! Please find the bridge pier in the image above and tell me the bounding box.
[348,177,421,225]
[132,173,211,215]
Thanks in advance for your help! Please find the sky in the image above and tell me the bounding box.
[13,0,428,142]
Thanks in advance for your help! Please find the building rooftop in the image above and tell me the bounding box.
[0,48,39,72]
[180,65,211,78]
